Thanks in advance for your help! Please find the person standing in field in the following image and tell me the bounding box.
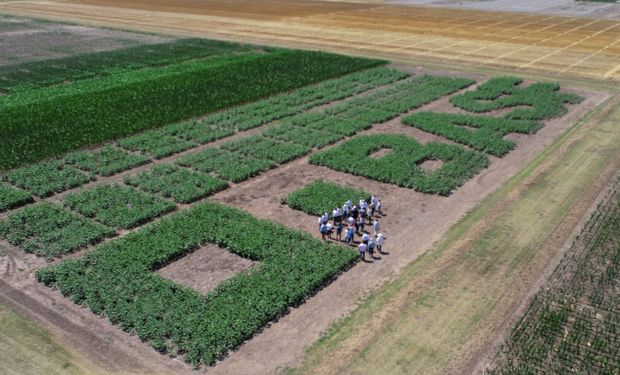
[322,211,329,225]
[357,216,365,234]
[320,222,327,241]
[368,237,375,259]
[333,207,341,224]
[361,232,370,245]
[373,219,380,235]
[358,242,367,261]
[325,222,333,239]
[347,215,355,227]
[376,233,384,253]
[345,225,354,244]
[370,195,379,217]
[376,199,383,216]
[336,222,343,241]
[360,203,367,223]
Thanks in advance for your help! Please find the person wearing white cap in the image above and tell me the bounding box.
[358,242,367,261]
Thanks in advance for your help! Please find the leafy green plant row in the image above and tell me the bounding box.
[118,132,198,159]
[220,136,311,164]
[0,202,113,258]
[160,67,408,143]
[283,180,370,216]
[0,38,256,93]
[124,164,228,204]
[176,147,276,183]
[0,183,33,213]
[64,184,176,230]
[402,112,543,157]
[178,75,474,187]
[64,146,149,176]
[449,76,583,120]
[309,134,489,196]
[36,201,358,367]
[1,146,152,199]
[263,75,475,149]
[491,183,620,374]
[3,159,93,198]
[0,48,384,169]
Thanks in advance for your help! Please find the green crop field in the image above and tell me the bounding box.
[0,25,592,374]
[0,44,383,169]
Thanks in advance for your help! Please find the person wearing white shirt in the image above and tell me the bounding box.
[325,222,333,238]
[345,200,352,210]
[373,219,380,235]
[357,216,365,234]
[358,242,367,260]
[361,233,370,244]
[376,233,384,253]
[321,212,329,225]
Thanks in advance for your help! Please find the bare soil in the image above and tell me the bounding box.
[0,65,608,374]
[157,245,257,296]
[0,15,173,66]
[391,0,620,21]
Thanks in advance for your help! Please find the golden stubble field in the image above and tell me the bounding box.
[0,0,619,80]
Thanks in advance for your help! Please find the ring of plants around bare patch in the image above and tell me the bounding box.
[36,201,359,367]
[0,42,585,370]
[309,134,489,196]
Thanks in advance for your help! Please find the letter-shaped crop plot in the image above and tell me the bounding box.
[309,134,489,196]
[402,112,542,157]
[36,202,357,368]
[449,76,583,120]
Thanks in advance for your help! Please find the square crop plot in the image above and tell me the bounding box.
[177,148,275,183]
[0,183,33,213]
[4,159,92,197]
[64,184,176,229]
[220,136,311,164]
[161,121,234,144]
[64,145,149,176]
[283,179,370,216]
[263,123,342,148]
[118,130,197,159]
[37,202,358,367]
[0,202,112,258]
[124,164,229,204]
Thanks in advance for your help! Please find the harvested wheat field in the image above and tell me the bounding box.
[0,0,619,79]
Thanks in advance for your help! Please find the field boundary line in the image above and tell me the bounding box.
[521,23,620,69]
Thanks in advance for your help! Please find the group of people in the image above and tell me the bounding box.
[318,195,386,261]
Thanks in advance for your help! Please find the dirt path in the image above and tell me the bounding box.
[289,95,620,374]
[204,85,607,374]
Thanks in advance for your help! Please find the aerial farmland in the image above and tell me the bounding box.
[0,1,619,375]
